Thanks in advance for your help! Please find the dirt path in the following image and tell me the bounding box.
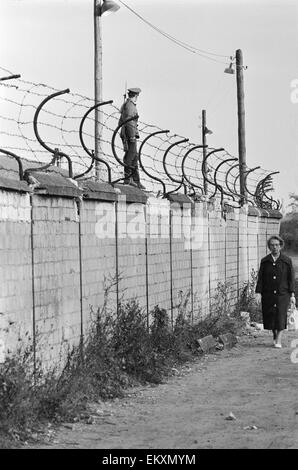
[28,329,298,450]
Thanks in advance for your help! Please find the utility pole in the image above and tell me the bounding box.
[236,49,247,204]
[94,0,103,181]
[93,0,120,181]
[202,109,208,194]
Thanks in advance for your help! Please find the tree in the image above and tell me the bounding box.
[287,193,298,213]
[280,195,298,252]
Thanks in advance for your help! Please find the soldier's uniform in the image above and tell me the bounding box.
[118,87,144,188]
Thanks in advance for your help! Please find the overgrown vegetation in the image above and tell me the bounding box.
[280,210,298,252]
[0,276,258,448]
[235,268,262,323]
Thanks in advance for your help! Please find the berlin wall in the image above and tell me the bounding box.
[0,177,281,370]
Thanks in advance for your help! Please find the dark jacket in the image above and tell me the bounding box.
[119,99,139,143]
[256,253,295,330]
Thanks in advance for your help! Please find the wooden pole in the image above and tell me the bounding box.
[94,0,103,181]
[202,109,208,194]
[236,49,247,204]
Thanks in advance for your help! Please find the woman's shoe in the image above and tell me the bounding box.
[274,343,282,348]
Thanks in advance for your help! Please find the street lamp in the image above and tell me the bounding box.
[224,62,235,75]
[94,0,120,180]
[97,0,120,16]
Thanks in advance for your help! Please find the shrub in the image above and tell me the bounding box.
[0,354,36,444]
[280,212,298,252]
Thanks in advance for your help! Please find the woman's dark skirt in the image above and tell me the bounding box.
[262,293,290,331]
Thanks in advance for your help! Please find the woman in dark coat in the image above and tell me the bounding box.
[256,235,296,348]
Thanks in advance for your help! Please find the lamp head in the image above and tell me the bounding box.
[96,0,120,17]
[204,126,213,135]
[224,62,235,74]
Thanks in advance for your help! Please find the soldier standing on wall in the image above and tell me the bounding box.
[118,87,146,190]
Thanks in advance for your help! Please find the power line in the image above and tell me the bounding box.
[118,0,232,65]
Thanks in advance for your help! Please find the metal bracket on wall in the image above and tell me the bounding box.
[162,138,189,196]
[138,129,170,196]
[76,100,113,181]
[181,144,207,197]
[0,148,24,180]
[31,89,73,178]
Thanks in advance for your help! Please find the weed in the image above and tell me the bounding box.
[0,280,244,448]
[235,269,262,323]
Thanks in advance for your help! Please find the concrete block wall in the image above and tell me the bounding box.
[191,203,209,319]
[31,195,81,368]
[81,200,117,332]
[170,203,192,324]
[247,212,260,281]
[0,185,282,370]
[208,207,226,291]
[0,189,32,360]
[258,213,269,262]
[238,208,249,289]
[225,210,240,306]
[117,200,147,309]
[146,197,171,314]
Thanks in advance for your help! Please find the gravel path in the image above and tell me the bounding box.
[28,328,298,449]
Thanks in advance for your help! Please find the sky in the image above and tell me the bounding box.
[1,0,298,209]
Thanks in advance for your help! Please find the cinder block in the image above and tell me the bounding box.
[218,333,237,349]
[197,334,218,353]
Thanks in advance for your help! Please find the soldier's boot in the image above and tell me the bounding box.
[127,177,138,188]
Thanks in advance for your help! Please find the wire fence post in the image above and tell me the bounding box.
[224,217,227,313]
[144,205,150,331]
[115,200,119,316]
[169,207,174,329]
[208,211,211,315]
[29,195,37,382]
[247,210,250,285]
[189,207,194,325]
[237,217,240,304]
[77,199,84,361]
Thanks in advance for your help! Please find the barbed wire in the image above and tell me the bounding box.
[0,68,276,205]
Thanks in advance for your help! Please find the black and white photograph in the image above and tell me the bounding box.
[0,0,298,454]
